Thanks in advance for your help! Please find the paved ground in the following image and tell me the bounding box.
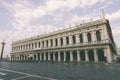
[0,62,120,80]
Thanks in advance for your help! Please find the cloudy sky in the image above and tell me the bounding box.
[0,0,120,57]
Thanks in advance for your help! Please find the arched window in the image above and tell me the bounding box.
[66,36,69,45]
[35,42,37,48]
[42,41,44,47]
[29,44,30,49]
[79,34,83,43]
[51,39,53,46]
[87,32,92,42]
[26,44,28,49]
[72,35,76,44]
[38,42,40,47]
[32,43,34,49]
[60,37,63,45]
[55,39,58,46]
[96,31,101,41]
[46,40,48,47]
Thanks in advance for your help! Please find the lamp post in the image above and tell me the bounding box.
[0,41,6,60]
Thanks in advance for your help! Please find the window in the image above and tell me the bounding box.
[51,39,53,46]
[42,41,44,47]
[87,33,92,42]
[55,39,58,46]
[66,36,69,45]
[46,40,48,47]
[38,42,40,47]
[60,38,63,45]
[96,31,101,41]
[72,35,76,44]
[79,34,83,43]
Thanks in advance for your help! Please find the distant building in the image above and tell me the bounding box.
[10,12,117,63]
[117,48,120,56]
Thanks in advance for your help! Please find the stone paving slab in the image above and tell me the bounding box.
[0,62,120,80]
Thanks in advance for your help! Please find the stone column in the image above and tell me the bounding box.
[83,32,87,43]
[100,30,104,41]
[48,52,50,61]
[37,42,39,48]
[44,53,46,61]
[106,46,112,63]
[76,34,80,44]
[104,26,109,42]
[85,50,89,62]
[32,54,34,61]
[41,42,43,48]
[53,39,55,47]
[44,41,46,48]
[58,51,61,61]
[53,52,55,61]
[77,50,80,61]
[91,31,96,43]
[26,55,29,61]
[21,45,22,51]
[23,55,25,61]
[36,54,38,61]
[63,36,66,46]
[94,49,98,62]
[64,51,66,62]
[70,51,73,62]
[10,56,12,61]
[48,40,51,47]
[40,53,42,61]
[23,44,26,50]
[34,43,36,49]
[29,44,31,50]
[15,55,17,61]
[69,35,73,45]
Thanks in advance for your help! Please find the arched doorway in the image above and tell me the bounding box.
[41,53,44,61]
[55,52,58,61]
[28,54,33,61]
[60,51,64,61]
[80,50,85,61]
[72,35,76,44]
[96,31,101,42]
[38,53,40,61]
[24,55,27,61]
[34,54,37,61]
[50,52,53,61]
[46,53,48,61]
[97,49,105,62]
[73,51,77,61]
[87,32,92,43]
[88,50,94,62]
[66,51,70,62]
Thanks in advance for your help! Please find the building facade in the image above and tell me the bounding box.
[10,17,117,63]
[117,48,120,57]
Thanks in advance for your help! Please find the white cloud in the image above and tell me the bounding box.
[2,0,107,30]
[112,26,120,37]
[106,10,120,22]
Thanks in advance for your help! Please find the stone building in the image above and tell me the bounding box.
[10,14,117,63]
[117,48,120,57]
